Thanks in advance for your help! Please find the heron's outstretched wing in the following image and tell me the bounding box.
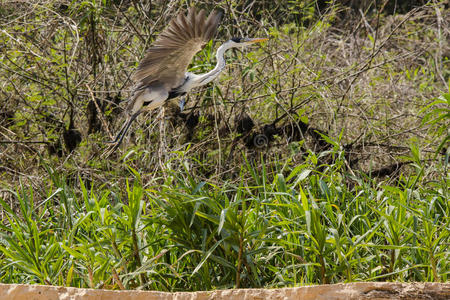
[133,8,222,89]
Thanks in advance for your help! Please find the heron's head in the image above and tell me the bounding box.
[228,37,269,48]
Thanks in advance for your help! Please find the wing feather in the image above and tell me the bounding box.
[203,10,222,40]
[195,9,206,37]
[176,14,190,39]
[186,7,196,38]
[133,8,222,89]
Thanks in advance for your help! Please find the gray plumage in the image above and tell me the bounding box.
[105,8,267,155]
[132,8,221,93]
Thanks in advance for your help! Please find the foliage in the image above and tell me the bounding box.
[0,0,449,291]
[420,90,450,161]
[1,150,448,289]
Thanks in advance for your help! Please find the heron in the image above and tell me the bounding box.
[106,8,268,153]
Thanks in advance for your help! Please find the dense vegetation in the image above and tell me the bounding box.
[0,0,448,291]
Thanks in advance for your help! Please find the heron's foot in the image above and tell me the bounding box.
[101,142,121,158]
[179,96,186,111]
[101,136,123,158]
[105,129,126,144]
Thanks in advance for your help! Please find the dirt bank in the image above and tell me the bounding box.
[1,282,449,300]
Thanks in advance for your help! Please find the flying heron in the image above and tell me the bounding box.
[107,8,268,153]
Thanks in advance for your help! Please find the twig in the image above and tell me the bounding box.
[111,267,125,290]
[0,140,48,144]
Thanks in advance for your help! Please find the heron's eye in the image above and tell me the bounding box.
[231,37,242,43]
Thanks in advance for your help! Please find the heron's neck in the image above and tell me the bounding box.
[192,43,231,86]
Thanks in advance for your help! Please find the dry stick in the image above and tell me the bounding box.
[116,5,147,44]
[223,100,307,168]
[0,140,47,144]
[158,107,168,176]
[338,5,423,110]
[212,85,223,174]
[335,0,383,117]
[433,3,448,88]
[63,32,73,103]
[255,72,306,142]
[236,235,243,289]
[0,28,43,58]
[86,84,113,139]
[196,50,416,112]
[131,228,148,286]
[330,7,425,173]
[1,30,66,92]
[111,267,126,290]
[262,51,371,177]
[0,123,49,158]
[1,58,67,101]
[0,165,34,178]
[87,265,94,289]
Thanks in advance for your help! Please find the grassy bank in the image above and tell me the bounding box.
[1,147,448,289]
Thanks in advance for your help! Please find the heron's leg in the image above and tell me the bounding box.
[103,111,141,156]
[179,96,186,111]
[107,118,131,144]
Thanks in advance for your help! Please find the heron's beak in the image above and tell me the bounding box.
[245,38,269,44]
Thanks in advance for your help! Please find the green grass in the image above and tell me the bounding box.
[1,148,448,290]
[0,0,449,291]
